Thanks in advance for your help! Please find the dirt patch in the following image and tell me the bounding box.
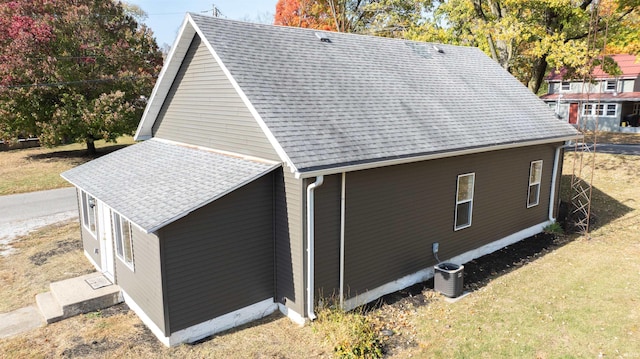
[29,238,82,266]
[60,337,122,358]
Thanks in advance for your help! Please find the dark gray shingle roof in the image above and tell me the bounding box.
[188,13,579,173]
[61,139,277,232]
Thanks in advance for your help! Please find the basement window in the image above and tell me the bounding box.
[527,160,543,208]
[454,173,475,230]
[113,212,134,270]
[81,191,97,238]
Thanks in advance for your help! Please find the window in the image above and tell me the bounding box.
[455,173,475,230]
[113,212,134,270]
[561,82,570,91]
[605,79,617,92]
[81,191,97,238]
[582,103,616,116]
[634,103,640,115]
[527,161,543,207]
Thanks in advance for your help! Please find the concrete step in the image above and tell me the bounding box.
[38,272,123,323]
[35,292,64,324]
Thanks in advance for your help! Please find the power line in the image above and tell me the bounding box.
[0,75,156,89]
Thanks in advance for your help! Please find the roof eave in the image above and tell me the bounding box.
[295,135,580,179]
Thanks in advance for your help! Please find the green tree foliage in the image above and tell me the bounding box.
[0,0,162,154]
[409,0,639,93]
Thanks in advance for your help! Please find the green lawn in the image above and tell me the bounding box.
[0,137,134,195]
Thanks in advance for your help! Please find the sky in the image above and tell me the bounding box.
[127,1,279,46]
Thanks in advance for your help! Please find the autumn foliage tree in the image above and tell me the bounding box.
[0,0,162,154]
[274,0,336,30]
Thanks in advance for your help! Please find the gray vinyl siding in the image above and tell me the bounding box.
[313,174,341,301]
[159,173,275,333]
[333,144,558,297]
[116,227,165,334]
[275,166,305,315]
[152,35,279,161]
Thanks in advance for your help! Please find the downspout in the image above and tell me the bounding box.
[548,145,562,221]
[339,172,346,309]
[306,175,324,321]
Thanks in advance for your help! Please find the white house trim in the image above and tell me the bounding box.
[296,136,580,179]
[187,15,297,174]
[343,220,552,310]
[277,303,306,326]
[123,290,278,347]
[135,16,196,140]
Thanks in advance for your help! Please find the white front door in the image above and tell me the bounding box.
[98,202,115,282]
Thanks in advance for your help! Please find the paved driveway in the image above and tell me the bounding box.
[0,187,78,256]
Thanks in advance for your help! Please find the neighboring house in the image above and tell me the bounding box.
[540,54,640,132]
[62,13,580,346]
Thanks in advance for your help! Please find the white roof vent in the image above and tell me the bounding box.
[315,32,331,43]
[433,45,444,53]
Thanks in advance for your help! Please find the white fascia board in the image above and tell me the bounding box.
[296,135,581,179]
[188,14,298,174]
[134,15,196,141]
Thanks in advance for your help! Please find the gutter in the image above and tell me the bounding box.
[295,135,580,179]
[548,144,562,221]
[339,172,346,309]
[306,175,324,321]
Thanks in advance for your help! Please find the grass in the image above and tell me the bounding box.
[0,221,94,313]
[0,134,638,357]
[0,137,134,195]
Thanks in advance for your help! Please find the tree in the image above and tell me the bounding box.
[0,0,162,154]
[274,0,335,30]
[407,0,640,93]
[274,0,431,35]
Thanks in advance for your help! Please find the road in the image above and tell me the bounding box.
[567,143,640,156]
[593,144,640,156]
[0,187,78,256]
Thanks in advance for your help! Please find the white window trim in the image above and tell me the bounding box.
[560,81,570,91]
[80,191,98,239]
[527,160,543,208]
[604,79,617,92]
[454,173,475,231]
[113,212,135,271]
[582,103,616,117]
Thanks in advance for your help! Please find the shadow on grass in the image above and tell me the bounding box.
[27,143,132,161]
[558,174,633,233]
[373,176,632,308]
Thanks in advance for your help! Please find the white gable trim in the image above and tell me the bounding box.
[187,14,297,173]
[135,16,196,140]
[135,13,297,174]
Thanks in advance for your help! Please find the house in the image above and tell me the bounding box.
[61,13,580,346]
[540,54,640,132]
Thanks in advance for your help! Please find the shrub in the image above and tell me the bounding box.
[314,304,384,358]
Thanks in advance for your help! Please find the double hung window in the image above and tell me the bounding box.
[527,161,543,207]
[81,191,97,238]
[113,212,134,270]
[455,173,475,230]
